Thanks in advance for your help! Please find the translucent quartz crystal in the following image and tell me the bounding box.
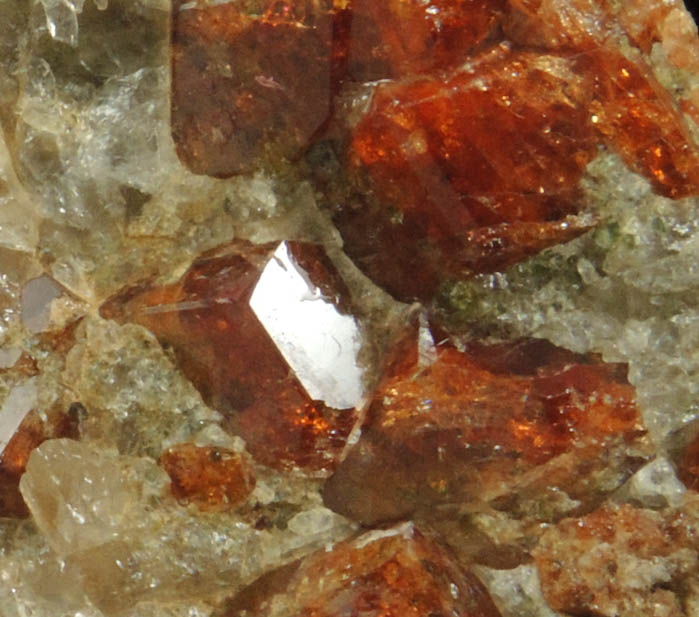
[223,521,503,617]
[20,274,64,333]
[0,132,39,254]
[16,437,356,614]
[476,565,565,617]
[101,240,364,473]
[160,442,255,511]
[324,329,651,525]
[626,457,687,508]
[533,499,699,617]
[0,376,81,518]
[19,438,144,556]
[38,0,85,47]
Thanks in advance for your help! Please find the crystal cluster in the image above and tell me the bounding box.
[174,0,699,302]
[0,1,698,617]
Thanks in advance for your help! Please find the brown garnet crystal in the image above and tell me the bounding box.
[101,240,364,474]
[324,329,651,525]
[223,522,503,617]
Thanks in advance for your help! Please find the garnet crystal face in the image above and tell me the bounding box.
[101,240,365,473]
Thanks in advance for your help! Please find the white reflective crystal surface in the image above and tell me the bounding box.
[21,274,63,333]
[250,242,365,410]
[0,378,37,457]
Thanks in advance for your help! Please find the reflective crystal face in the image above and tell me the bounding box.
[249,241,365,411]
[101,240,364,473]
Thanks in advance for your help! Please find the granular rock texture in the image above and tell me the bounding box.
[534,499,699,617]
[0,1,698,617]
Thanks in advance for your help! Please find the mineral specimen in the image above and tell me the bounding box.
[101,239,364,473]
[173,0,699,303]
[0,0,698,616]
[223,521,503,617]
[339,43,699,301]
[171,0,508,177]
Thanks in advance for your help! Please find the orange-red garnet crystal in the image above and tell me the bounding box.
[160,443,255,511]
[171,0,507,177]
[223,522,503,617]
[101,240,365,474]
[324,329,650,525]
[340,41,699,302]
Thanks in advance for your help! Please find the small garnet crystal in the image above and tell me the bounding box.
[160,443,255,511]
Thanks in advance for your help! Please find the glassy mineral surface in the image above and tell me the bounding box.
[100,239,365,473]
[0,1,699,617]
